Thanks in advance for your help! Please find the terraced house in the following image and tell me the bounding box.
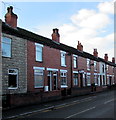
[1,6,116,108]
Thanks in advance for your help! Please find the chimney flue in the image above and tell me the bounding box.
[5,6,18,28]
[52,28,60,42]
[93,49,98,57]
[104,54,108,61]
[112,57,115,63]
[77,41,83,51]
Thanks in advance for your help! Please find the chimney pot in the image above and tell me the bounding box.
[52,28,60,42]
[93,48,98,57]
[112,57,115,63]
[77,41,83,51]
[5,6,18,28]
[104,54,108,61]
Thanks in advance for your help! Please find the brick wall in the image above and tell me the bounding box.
[2,33,27,94]
[27,40,72,92]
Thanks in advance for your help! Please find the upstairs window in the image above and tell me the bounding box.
[2,37,11,57]
[106,65,109,71]
[61,51,66,67]
[87,59,91,70]
[102,64,105,73]
[73,55,78,68]
[35,43,43,62]
[94,61,97,71]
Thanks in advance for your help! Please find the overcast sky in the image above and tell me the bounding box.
[1,0,115,61]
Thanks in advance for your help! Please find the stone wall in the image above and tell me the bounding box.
[2,33,27,94]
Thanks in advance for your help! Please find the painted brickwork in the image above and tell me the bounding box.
[2,33,27,94]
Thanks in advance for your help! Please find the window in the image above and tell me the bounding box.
[106,65,108,71]
[94,61,97,71]
[103,75,105,85]
[35,43,43,62]
[73,73,78,86]
[34,69,44,88]
[94,75,98,85]
[73,55,78,68]
[87,75,91,86]
[102,64,105,73]
[61,51,66,67]
[8,69,18,89]
[87,59,91,70]
[2,37,11,57]
[83,74,87,87]
[107,76,109,85]
[60,72,67,87]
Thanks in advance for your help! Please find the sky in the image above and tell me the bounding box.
[1,0,115,61]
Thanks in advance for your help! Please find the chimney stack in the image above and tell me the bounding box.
[5,6,18,28]
[93,49,98,57]
[112,57,115,63]
[77,41,83,51]
[104,54,108,61]
[51,28,60,42]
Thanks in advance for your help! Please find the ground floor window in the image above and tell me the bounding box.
[87,75,91,86]
[61,72,67,87]
[8,69,18,89]
[83,74,87,87]
[73,73,78,86]
[34,69,44,88]
[94,75,98,85]
[107,76,109,85]
[102,75,106,85]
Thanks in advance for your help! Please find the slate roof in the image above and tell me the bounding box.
[2,21,116,67]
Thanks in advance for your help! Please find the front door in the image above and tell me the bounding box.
[47,71,58,91]
[109,76,112,86]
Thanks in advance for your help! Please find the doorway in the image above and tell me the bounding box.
[47,71,58,91]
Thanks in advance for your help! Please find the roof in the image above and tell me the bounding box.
[2,21,116,67]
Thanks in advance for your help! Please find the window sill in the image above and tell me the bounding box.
[61,65,67,67]
[35,86,43,88]
[2,56,11,58]
[35,60,43,63]
[61,85,68,88]
[8,87,18,89]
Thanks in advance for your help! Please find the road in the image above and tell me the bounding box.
[3,90,116,119]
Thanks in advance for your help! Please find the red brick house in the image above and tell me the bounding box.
[1,6,116,108]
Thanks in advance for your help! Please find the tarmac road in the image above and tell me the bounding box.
[2,90,116,120]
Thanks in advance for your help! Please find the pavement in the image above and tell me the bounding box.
[2,90,116,120]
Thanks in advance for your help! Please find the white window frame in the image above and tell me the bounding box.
[73,73,78,86]
[8,69,18,89]
[61,51,66,67]
[60,70,67,88]
[87,74,91,86]
[33,67,44,88]
[73,55,78,68]
[2,37,11,57]
[94,61,97,71]
[87,59,91,71]
[35,43,43,62]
